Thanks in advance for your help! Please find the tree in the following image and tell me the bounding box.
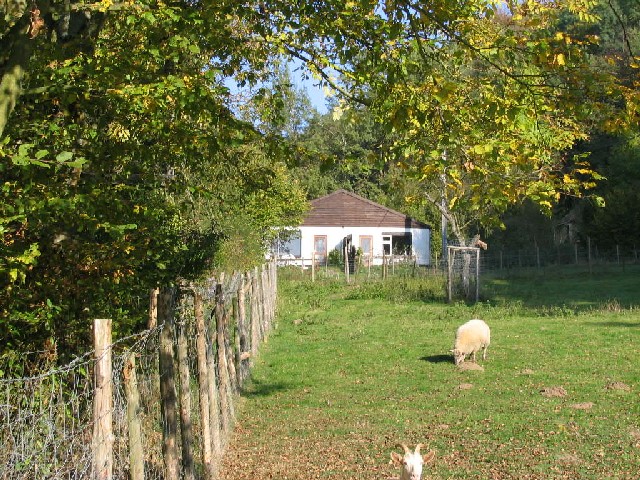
[2,0,635,359]
[1,1,309,358]
[339,1,625,246]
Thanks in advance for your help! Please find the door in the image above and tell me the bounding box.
[313,235,327,265]
[360,235,373,266]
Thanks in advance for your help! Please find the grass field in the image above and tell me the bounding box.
[220,266,640,479]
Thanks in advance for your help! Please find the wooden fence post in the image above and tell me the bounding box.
[260,266,269,339]
[225,297,239,393]
[272,260,278,306]
[475,247,481,303]
[124,353,144,480]
[250,268,260,359]
[268,262,276,327]
[344,242,350,283]
[148,288,159,329]
[382,254,387,280]
[233,288,242,391]
[205,306,222,459]
[447,248,453,303]
[311,253,315,282]
[194,292,216,479]
[177,317,194,480]
[236,274,249,385]
[158,289,179,480]
[215,284,233,436]
[93,318,113,480]
[272,262,278,317]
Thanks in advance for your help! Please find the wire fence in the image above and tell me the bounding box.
[277,241,640,280]
[0,263,277,480]
[275,241,640,305]
[479,242,640,272]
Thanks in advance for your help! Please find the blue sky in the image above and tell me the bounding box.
[224,60,331,115]
[302,80,330,114]
[289,59,331,114]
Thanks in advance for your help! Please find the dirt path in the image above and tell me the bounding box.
[219,400,401,479]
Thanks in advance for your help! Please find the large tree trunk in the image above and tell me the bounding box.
[1,0,105,137]
[0,16,35,137]
[426,189,476,300]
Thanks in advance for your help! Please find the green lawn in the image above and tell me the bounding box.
[220,266,640,479]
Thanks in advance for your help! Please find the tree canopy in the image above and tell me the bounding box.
[1,0,638,359]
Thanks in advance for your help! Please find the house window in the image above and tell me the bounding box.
[383,233,413,255]
[272,230,301,258]
[313,235,327,265]
[393,233,412,255]
[382,235,391,255]
[360,236,373,265]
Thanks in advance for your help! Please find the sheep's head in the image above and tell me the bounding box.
[390,443,435,480]
[451,348,465,365]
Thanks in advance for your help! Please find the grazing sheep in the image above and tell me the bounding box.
[390,443,435,480]
[452,319,490,366]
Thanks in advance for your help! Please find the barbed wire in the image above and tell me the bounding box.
[0,264,277,480]
[0,327,162,385]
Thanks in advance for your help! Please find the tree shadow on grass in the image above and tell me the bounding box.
[420,354,454,364]
[482,266,640,312]
[241,378,291,398]
[588,321,640,328]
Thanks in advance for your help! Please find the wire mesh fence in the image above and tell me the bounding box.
[479,242,640,273]
[1,349,96,479]
[0,263,277,480]
[274,241,640,304]
[277,254,441,282]
[447,246,480,303]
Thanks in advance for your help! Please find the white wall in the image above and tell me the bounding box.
[297,225,430,266]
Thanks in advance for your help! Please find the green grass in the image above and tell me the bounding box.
[220,267,640,479]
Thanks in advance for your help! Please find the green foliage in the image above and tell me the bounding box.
[1,0,637,361]
[292,106,441,245]
[344,276,446,303]
[327,248,343,267]
[0,1,309,357]
[294,106,388,199]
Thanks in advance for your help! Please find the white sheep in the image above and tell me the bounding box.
[390,443,435,480]
[452,319,491,366]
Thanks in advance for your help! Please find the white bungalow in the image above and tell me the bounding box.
[273,189,431,266]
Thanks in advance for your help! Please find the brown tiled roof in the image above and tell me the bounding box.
[302,189,430,229]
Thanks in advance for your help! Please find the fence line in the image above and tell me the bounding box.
[277,254,424,280]
[276,241,640,281]
[0,262,278,480]
[479,242,640,272]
